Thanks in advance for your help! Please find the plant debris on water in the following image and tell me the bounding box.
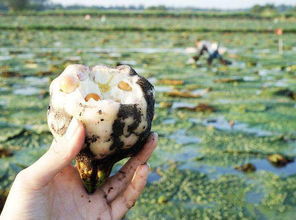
[234,163,256,173]
[0,13,296,219]
[166,90,202,98]
[157,79,185,86]
[176,103,216,113]
[267,154,294,167]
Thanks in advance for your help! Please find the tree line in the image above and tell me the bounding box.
[0,0,295,16]
[0,0,48,11]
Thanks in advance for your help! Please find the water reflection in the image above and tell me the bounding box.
[190,117,274,137]
[169,129,200,145]
[250,159,296,177]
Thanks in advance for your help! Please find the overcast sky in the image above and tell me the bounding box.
[51,0,296,9]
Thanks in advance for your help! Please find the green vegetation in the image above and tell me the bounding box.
[0,13,296,218]
[0,16,295,33]
[0,3,295,19]
[0,0,48,11]
[0,0,29,11]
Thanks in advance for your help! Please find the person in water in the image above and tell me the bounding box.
[192,39,232,66]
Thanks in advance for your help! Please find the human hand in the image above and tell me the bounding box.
[0,119,158,220]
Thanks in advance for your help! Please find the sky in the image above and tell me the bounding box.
[51,0,296,9]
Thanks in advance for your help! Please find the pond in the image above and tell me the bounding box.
[0,22,296,219]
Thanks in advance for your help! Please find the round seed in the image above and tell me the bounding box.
[118,81,132,91]
[85,93,101,102]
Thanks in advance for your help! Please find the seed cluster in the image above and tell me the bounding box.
[59,75,133,102]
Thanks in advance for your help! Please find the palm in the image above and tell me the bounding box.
[46,166,111,220]
[16,158,147,220]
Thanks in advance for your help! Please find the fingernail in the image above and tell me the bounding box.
[149,132,158,142]
[153,132,158,140]
[65,118,80,139]
[138,164,149,175]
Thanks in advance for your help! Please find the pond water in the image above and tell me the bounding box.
[0,29,296,219]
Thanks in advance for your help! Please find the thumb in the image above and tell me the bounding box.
[23,118,85,188]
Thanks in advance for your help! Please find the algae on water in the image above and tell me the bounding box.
[0,18,296,219]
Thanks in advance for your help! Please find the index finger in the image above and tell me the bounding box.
[100,132,158,202]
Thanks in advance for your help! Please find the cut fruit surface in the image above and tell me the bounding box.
[59,75,79,93]
[47,64,155,193]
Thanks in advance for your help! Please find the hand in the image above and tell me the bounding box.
[0,119,158,220]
